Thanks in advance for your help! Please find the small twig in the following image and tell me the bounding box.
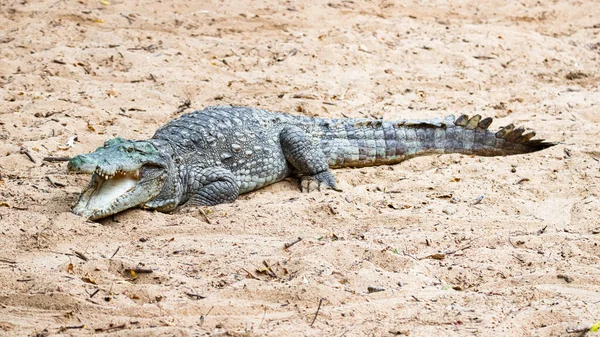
[512,254,525,263]
[64,325,85,330]
[126,268,153,274]
[445,242,474,255]
[402,251,418,261]
[411,295,421,302]
[70,249,88,261]
[110,246,121,259]
[284,237,302,249]
[199,306,214,327]
[52,59,66,65]
[174,99,192,114]
[310,298,324,327]
[85,298,101,305]
[20,148,36,164]
[198,208,212,224]
[0,258,16,264]
[262,260,277,278]
[94,324,126,332]
[46,176,66,187]
[241,268,259,280]
[43,156,71,162]
[120,13,133,24]
[89,289,100,298]
[292,93,317,100]
[185,292,206,300]
[17,278,34,282]
[258,306,267,328]
[46,176,57,188]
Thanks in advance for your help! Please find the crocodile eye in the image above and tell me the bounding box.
[126,146,134,153]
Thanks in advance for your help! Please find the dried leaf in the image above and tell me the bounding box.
[424,253,446,260]
[67,263,74,273]
[82,276,97,284]
[256,267,269,275]
[427,193,453,199]
[515,178,530,185]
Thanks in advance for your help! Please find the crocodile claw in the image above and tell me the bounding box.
[300,171,341,193]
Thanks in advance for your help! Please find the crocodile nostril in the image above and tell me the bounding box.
[67,155,86,171]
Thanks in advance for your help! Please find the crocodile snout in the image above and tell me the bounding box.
[68,154,94,172]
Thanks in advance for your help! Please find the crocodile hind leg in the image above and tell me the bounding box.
[280,126,340,193]
[186,167,239,206]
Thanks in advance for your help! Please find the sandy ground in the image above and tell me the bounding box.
[0,0,599,336]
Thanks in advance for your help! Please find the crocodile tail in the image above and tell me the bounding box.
[317,114,555,168]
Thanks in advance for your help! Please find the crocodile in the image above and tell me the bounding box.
[67,106,555,220]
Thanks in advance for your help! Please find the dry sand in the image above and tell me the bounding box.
[1,0,599,336]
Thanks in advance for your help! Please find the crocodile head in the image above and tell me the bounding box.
[68,138,170,220]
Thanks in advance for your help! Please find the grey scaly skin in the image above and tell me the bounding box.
[68,106,555,220]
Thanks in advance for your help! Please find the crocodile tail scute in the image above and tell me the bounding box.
[320,113,555,168]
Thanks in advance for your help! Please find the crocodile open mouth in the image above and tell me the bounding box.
[83,169,140,212]
[71,165,165,220]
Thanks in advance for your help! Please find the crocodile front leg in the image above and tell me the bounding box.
[279,126,340,193]
[186,167,239,206]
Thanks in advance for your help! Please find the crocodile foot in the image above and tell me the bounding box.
[300,171,341,193]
